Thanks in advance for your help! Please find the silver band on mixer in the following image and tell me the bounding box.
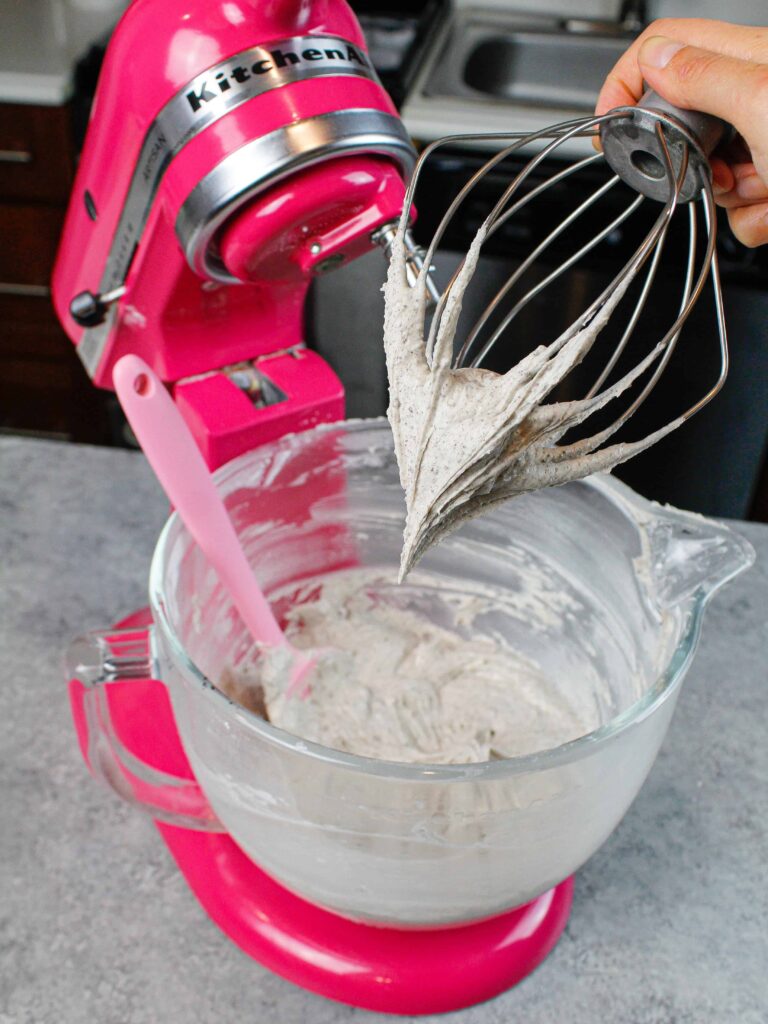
[177,109,416,283]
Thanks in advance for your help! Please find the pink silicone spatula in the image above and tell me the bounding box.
[113,353,311,694]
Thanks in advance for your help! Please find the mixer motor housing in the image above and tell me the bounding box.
[52,0,417,468]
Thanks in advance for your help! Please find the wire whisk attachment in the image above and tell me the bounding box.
[382,92,733,576]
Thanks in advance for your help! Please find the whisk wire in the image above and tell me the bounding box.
[687,188,729,419]
[486,153,604,240]
[462,183,639,368]
[423,153,606,362]
[403,101,729,452]
[419,114,630,361]
[590,125,693,432]
[585,221,669,399]
[467,136,685,372]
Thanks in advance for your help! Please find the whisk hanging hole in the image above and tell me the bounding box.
[630,150,666,181]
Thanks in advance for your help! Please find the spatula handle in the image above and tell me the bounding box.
[113,354,287,649]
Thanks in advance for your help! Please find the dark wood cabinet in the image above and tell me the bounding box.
[0,103,76,202]
[0,203,65,285]
[0,102,110,443]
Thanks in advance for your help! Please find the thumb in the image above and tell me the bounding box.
[638,35,761,141]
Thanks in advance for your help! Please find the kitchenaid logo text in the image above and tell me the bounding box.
[186,43,370,113]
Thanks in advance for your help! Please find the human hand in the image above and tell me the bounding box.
[596,18,768,246]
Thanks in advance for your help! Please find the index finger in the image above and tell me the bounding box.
[595,17,768,114]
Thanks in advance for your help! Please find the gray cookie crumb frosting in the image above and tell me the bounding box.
[223,568,607,765]
[382,216,683,579]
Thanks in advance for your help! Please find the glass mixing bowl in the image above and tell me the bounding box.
[69,419,754,926]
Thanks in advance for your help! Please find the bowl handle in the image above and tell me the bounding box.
[65,627,224,832]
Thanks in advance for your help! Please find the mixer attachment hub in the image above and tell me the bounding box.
[600,91,732,203]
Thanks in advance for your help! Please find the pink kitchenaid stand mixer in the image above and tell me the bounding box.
[54,0,573,1012]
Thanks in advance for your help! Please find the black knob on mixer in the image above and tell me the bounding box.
[70,286,126,328]
[70,290,107,328]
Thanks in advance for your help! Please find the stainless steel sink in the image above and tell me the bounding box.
[424,12,635,113]
[462,31,629,110]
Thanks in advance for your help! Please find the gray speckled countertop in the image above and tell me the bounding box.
[1,436,767,1023]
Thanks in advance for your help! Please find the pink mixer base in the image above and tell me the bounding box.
[158,825,574,1015]
[70,609,574,1015]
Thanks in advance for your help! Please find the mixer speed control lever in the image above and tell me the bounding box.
[70,285,127,328]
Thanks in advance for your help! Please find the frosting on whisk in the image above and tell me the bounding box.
[383,219,683,579]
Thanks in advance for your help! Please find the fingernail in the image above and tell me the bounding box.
[639,36,684,69]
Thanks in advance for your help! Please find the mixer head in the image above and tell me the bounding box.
[52,0,418,467]
[400,91,731,460]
